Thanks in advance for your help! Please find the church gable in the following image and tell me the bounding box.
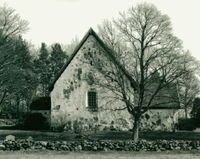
[49,28,96,92]
[50,29,112,97]
[49,28,137,92]
[49,28,132,130]
[49,28,180,131]
[50,28,127,119]
[50,33,101,108]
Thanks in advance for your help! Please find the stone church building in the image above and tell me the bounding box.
[49,28,181,132]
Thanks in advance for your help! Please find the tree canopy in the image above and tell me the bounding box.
[84,3,199,141]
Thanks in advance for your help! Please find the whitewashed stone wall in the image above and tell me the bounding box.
[50,34,180,132]
[51,35,133,131]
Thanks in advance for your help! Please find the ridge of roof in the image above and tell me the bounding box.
[49,27,138,92]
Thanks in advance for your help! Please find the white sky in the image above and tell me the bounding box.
[0,0,200,60]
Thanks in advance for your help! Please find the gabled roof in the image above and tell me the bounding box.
[49,28,138,91]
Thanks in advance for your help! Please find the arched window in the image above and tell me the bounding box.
[87,90,98,111]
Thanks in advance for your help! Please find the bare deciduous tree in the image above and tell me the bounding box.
[176,51,200,119]
[0,4,29,75]
[0,4,31,117]
[84,3,193,141]
[0,4,29,44]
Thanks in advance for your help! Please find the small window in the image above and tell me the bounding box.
[87,91,98,111]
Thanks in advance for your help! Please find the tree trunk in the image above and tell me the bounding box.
[0,91,6,106]
[16,96,20,119]
[132,117,140,142]
[184,106,188,119]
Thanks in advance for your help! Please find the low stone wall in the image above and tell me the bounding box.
[1,135,200,151]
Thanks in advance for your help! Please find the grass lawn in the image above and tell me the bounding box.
[1,129,200,141]
[0,151,200,159]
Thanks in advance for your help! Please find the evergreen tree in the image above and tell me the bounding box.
[34,43,68,97]
[34,43,51,96]
[0,36,37,117]
[50,43,67,79]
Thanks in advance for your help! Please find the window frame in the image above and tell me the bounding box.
[86,89,98,112]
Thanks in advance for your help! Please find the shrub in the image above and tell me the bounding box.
[191,97,200,126]
[23,113,49,130]
[177,118,197,131]
[30,97,51,110]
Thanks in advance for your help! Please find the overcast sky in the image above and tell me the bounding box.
[0,0,200,60]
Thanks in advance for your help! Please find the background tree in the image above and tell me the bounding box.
[0,36,37,118]
[0,4,74,119]
[85,3,192,141]
[34,43,51,97]
[176,51,200,118]
[49,43,68,79]
[34,43,68,97]
[191,97,200,125]
[0,4,35,118]
[0,4,28,44]
[0,4,29,93]
[64,37,79,55]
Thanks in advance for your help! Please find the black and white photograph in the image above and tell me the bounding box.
[0,0,200,158]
